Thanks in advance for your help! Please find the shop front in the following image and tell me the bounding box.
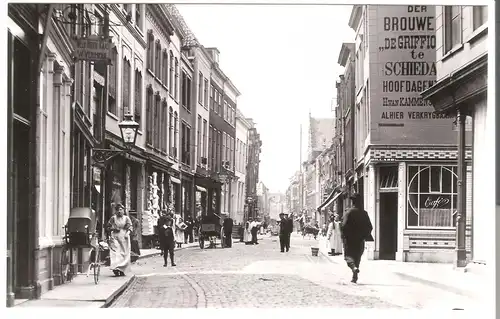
[364,159,472,263]
[102,135,146,247]
[180,170,194,219]
[141,157,178,249]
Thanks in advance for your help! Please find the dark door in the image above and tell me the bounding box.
[9,27,34,294]
[379,192,398,260]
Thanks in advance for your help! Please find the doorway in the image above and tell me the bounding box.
[379,192,398,260]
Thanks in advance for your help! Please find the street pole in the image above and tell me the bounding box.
[99,7,110,239]
[455,109,467,268]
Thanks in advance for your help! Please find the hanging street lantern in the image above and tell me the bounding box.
[118,113,139,150]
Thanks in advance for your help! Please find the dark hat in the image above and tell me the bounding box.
[279,213,284,216]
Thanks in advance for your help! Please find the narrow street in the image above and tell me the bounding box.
[110,233,476,309]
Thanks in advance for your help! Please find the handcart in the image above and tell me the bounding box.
[198,214,222,249]
[60,207,108,284]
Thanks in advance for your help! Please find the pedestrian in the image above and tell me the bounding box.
[184,215,194,244]
[223,216,234,248]
[327,214,343,256]
[250,219,259,245]
[175,214,187,248]
[157,211,176,267]
[129,212,141,263]
[244,219,252,245]
[285,214,293,251]
[106,203,132,277]
[278,213,288,252]
[340,193,373,283]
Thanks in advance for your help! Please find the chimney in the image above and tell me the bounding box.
[205,47,220,64]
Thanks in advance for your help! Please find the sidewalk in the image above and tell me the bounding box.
[14,241,200,308]
[317,236,488,301]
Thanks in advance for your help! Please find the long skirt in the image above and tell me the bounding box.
[109,230,131,274]
[175,229,184,244]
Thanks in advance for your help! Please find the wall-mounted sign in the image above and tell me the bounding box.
[72,35,112,64]
[371,6,456,145]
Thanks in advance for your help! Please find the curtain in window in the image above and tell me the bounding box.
[122,59,131,116]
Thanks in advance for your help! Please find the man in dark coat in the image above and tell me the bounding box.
[340,193,373,283]
[157,211,176,267]
[184,215,194,244]
[223,216,234,248]
[284,214,293,252]
[278,213,288,252]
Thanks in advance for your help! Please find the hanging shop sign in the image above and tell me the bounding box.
[72,35,112,64]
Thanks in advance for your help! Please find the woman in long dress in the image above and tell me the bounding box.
[327,213,343,256]
[174,214,185,248]
[243,220,252,245]
[107,203,132,276]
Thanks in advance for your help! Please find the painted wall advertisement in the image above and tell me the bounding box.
[371,6,456,145]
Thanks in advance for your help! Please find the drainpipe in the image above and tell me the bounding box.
[455,105,467,268]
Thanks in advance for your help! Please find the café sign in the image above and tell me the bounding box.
[72,35,112,64]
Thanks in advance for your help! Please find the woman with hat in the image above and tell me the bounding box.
[106,203,133,277]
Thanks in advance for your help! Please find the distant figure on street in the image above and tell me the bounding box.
[244,219,252,244]
[157,211,176,267]
[327,214,343,256]
[285,214,293,251]
[250,219,259,245]
[223,216,234,248]
[129,212,141,263]
[278,213,288,252]
[341,193,373,283]
[174,214,185,248]
[184,215,194,244]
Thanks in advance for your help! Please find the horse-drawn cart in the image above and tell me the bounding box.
[198,214,222,249]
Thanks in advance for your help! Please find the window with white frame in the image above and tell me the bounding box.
[407,165,458,228]
[443,6,462,54]
[472,6,488,31]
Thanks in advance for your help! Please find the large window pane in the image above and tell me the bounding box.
[442,167,452,193]
[418,194,452,227]
[430,166,441,192]
[419,166,430,193]
[407,194,419,226]
[408,165,419,193]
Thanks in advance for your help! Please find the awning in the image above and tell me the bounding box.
[317,189,341,212]
[196,186,207,192]
[170,177,181,184]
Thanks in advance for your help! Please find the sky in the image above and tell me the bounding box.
[177,4,355,193]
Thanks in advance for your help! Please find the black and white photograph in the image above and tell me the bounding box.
[5,0,494,311]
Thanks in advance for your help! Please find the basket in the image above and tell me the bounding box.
[311,247,319,257]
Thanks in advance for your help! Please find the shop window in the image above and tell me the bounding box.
[134,70,142,130]
[379,166,398,190]
[407,165,458,228]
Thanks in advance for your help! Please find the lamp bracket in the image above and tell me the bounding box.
[92,148,124,166]
[53,5,132,27]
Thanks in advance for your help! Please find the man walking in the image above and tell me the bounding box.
[341,193,373,283]
[278,213,287,252]
[284,214,293,252]
[157,211,176,267]
[250,219,259,245]
[223,216,234,248]
[184,215,194,244]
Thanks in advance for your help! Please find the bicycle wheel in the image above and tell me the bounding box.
[93,247,101,284]
[60,246,70,284]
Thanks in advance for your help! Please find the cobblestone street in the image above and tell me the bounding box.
[110,234,478,309]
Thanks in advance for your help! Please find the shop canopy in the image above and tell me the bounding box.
[316,188,341,212]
